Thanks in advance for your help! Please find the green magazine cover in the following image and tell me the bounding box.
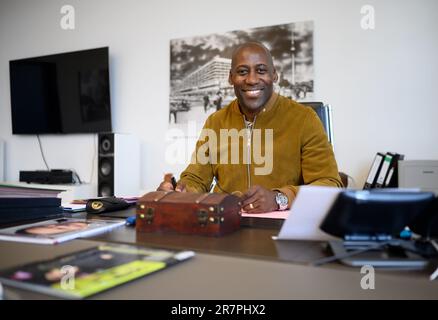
[0,243,195,299]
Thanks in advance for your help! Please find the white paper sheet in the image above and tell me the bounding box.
[62,203,86,212]
[275,186,342,241]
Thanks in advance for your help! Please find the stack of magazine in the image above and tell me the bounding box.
[0,218,125,244]
[0,184,65,226]
[0,243,195,299]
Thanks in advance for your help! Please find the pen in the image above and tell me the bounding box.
[125,215,136,226]
[171,176,177,190]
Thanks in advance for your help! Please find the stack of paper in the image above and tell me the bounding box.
[62,203,86,213]
[0,183,64,198]
[0,184,67,226]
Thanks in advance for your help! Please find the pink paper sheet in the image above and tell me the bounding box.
[241,210,289,220]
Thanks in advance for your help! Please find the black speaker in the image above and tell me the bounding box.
[98,133,114,197]
[97,133,140,197]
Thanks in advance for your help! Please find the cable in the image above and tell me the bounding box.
[36,135,50,170]
[210,177,230,194]
[72,170,82,184]
[215,181,232,195]
[211,177,244,197]
[346,174,357,189]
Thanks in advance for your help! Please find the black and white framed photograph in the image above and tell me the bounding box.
[169,21,314,125]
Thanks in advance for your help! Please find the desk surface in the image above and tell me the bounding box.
[92,218,326,264]
[91,209,435,277]
[1,208,437,299]
[1,240,438,300]
[92,207,326,264]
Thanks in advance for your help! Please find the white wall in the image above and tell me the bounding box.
[1,0,437,192]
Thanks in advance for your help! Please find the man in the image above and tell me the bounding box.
[213,90,223,111]
[158,42,342,213]
[203,94,210,112]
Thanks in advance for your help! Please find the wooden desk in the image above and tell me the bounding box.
[1,208,437,299]
[90,219,327,264]
[1,240,438,299]
[88,210,436,282]
[89,207,326,264]
[90,209,435,275]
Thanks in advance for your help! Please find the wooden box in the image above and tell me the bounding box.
[136,191,241,236]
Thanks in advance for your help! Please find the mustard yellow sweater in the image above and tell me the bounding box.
[180,93,342,207]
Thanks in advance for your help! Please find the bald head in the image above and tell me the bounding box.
[228,41,278,117]
[231,42,275,71]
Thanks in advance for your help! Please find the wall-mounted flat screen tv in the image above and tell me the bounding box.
[9,47,112,134]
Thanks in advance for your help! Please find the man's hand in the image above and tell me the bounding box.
[157,173,187,192]
[241,185,277,213]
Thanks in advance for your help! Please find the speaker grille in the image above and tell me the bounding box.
[98,133,114,196]
[99,183,113,197]
[99,135,113,154]
[99,158,113,176]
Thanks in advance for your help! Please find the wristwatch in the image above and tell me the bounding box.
[275,192,289,211]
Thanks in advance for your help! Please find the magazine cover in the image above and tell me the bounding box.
[0,218,125,244]
[0,243,195,299]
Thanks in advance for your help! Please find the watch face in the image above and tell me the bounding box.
[276,192,288,209]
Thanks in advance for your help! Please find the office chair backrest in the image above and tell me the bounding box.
[300,102,334,146]
[300,102,348,187]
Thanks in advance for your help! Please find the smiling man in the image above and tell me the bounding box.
[230,42,277,121]
[158,42,343,213]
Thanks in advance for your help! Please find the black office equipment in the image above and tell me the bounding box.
[9,47,111,134]
[409,196,438,238]
[19,169,74,184]
[324,240,430,268]
[317,190,435,268]
[320,190,434,238]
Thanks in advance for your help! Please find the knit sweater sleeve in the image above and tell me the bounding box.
[275,108,343,208]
